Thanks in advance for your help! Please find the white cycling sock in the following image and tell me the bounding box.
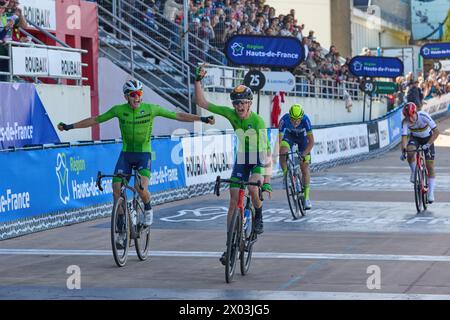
[409,162,416,174]
[428,177,436,194]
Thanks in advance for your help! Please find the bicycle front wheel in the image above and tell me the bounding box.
[414,165,422,213]
[285,168,301,219]
[294,167,306,217]
[225,209,241,283]
[134,197,151,261]
[240,207,254,276]
[421,168,428,211]
[111,196,130,267]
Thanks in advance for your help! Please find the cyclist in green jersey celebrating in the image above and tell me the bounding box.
[58,79,214,229]
[194,65,272,265]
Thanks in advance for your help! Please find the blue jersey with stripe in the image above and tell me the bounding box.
[279,113,312,145]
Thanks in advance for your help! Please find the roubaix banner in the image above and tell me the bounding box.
[420,42,450,60]
[0,82,59,149]
[349,56,404,78]
[225,35,304,68]
[311,124,369,164]
[12,47,82,78]
[182,134,234,186]
[19,0,57,31]
[262,71,296,92]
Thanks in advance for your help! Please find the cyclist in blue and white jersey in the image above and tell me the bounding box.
[278,104,314,210]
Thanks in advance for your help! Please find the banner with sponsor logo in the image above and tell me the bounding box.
[262,71,296,92]
[0,83,59,149]
[377,119,389,149]
[12,47,49,77]
[224,35,304,68]
[0,143,120,223]
[149,138,186,192]
[19,0,57,31]
[367,122,380,151]
[420,43,450,60]
[349,56,404,78]
[311,124,369,164]
[422,94,450,117]
[48,49,82,78]
[182,134,234,186]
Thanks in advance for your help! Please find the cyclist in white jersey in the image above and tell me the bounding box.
[400,102,440,203]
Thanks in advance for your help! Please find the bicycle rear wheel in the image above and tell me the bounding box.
[414,166,422,213]
[134,197,150,261]
[285,168,301,219]
[225,209,241,283]
[240,207,255,276]
[111,196,130,267]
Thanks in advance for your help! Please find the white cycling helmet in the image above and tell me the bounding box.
[123,79,143,95]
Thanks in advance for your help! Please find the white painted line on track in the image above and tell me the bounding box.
[2,248,450,262]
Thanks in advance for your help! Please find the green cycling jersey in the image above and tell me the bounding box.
[208,103,270,154]
[96,103,176,152]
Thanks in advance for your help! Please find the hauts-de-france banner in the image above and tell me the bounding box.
[225,35,304,68]
[0,83,59,149]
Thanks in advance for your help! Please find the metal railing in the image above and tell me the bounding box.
[202,64,365,101]
[97,4,193,113]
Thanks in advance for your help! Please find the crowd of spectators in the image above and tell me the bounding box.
[395,69,450,110]
[0,0,28,81]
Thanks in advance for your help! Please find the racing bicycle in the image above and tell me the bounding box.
[283,147,306,219]
[406,145,429,213]
[96,170,151,267]
[214,176,263,283]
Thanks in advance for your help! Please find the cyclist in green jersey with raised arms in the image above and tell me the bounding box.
[194,65,272,265]
[58,79,214,229]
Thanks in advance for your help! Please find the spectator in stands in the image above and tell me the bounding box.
[423,79,438,100]
[164,0,183,50]
[198,16,215,62]
[406,79,423,109]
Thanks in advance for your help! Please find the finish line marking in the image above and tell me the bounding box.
[2,249,450,262]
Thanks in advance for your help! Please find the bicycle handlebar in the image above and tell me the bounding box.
[214,176,263,201]
[96,171,144,192]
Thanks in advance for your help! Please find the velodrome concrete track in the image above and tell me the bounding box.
[1,117,450,300]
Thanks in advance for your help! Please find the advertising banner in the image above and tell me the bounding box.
[262,71,296,92]
[0,83,59,149]
[47,50,82,78]
[349,56,404,78]
[149,138,186,193]
[367,122,380,151]
[19,0,57,31]
[420,43,450,60]
[388,108,402,144]
[12,47,49,77]
[225,35,304,68]
[182,134,234,186]
[311,124,369,164]
[377,119,389,149]
[203,67,222,88]
[375,81,397,95]
[0,143,121,223]
[422,93,450,117]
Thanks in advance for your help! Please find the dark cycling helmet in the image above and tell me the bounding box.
[123,79,143,95]
[402,102,417,118]
[230,85,253,101]
[289,104,304,120]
